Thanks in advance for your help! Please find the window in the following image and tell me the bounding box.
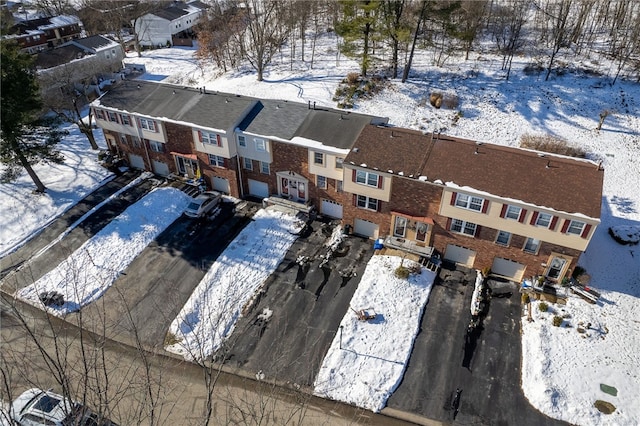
[132,136,141,148]
[523,238,540,254]
[356,195,379,211]
[317,175,327,189]
[139,118,155,132]
[149,140,164,152]
[416,222,428,242]
[243,157,253,170]
[336,180,343,193]
[566,220,585,235]
[95,109,105,120]
[255,138,266,151]
[535,212,552,228]
[314,152,324,165]
[119,133,128,144]
[450,219,477,236]
[454,193,484,212]
[108,111,118,122]
[120,114,131,126]
[394,216,407,237]
[335,157,344,169]
[260,161,270,174]
[355,170,380,187]
[505,205,521,220]
[208,154,225,167]
[201,131,221,146]
[496,230,511,246]
[238,135,246,147]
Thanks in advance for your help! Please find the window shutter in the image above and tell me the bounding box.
[223,158,229,168]
[352,194,357,206]
[114,114,120,124]
[153,121,158,132]
[560,219,570,233]
[530,211,539,225]
[450,192,457,205]
[352,169,357,182]
[550,216,559,230]
[128,115,133,126]
[446,218,452,230]
[198,131,203,142]
[376,200,381,212]
[481,200,489,214]
[500,204,508,218]
[377,175,382,189]
[216,134,222,147]
[518,209,527,223]
[581,224,592,238]
[475,225,481,237]
[136,117,141,128]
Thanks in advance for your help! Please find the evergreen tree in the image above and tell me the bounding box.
[1,41,65,193]
[336,0,381,76]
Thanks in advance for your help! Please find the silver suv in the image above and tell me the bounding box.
[183,191,222,218]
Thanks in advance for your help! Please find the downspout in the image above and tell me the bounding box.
[235,131,245,199]
[137,119,152,171]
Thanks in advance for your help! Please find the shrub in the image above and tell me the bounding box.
[521,293,530,304]
[346,72,360,85]
[395,265,410,279]
[572,266,585,279]
[552,315,563,326]
[442,93,459,109]
[520,134,587,158]
[429,92,443,108]
[164,332,181,346]
[538,302,549,312]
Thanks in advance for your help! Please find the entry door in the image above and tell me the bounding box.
[176,156,198,178]
[280,177,306,201]
[546,257,567,280]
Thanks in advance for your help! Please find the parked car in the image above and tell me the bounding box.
[183,191,221,218]
[11,388,117,426]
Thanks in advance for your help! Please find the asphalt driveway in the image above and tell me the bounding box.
[217,218,375,388]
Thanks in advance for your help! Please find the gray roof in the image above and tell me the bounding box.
[97,80,256,130]
[73,35,115,51]
[152,3,190,21]
[35,44,86,69]
[294,109,379,150]
[238,99,310,140]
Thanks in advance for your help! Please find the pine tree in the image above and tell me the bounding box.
[336,0,381,77]
[1,41,65,193]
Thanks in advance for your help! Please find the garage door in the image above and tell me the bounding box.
[211,176,230,194]
[248,179,269,199]
[128,154,145,170]
[354,219,379,239]
[321,199,343,219]
[444,244,476,267]
[491,257,526,281]
[152,160,170,176]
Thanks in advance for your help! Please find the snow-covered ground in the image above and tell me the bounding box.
[1,29,638,425]
[15,187,191,315]
[165,208,305,361]
[314,255,436,412]
[0,122,112,258]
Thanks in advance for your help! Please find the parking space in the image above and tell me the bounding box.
[387,268,565,425]
[217,218,375,387]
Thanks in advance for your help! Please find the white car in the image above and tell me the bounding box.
[11,388,117,426]
[183,191,221,218]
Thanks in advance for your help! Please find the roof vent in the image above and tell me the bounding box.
[225,98,230,103]
[538,153,545,157]
[172,90,176,94]
[546,160,551,169]
[352,147,359,153]
[475,141,483,145]
[474,147,479,155]
[137,84,141,89]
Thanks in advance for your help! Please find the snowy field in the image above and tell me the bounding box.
[15,187,191,315]
[0,122,112,258]
[166,208,305,361]
[0,27,637,424]
[314,255,436,412]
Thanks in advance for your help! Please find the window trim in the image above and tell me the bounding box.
[260,161,270,174]
[450,218,478,236]
[139,118,155,132]
[356,194,379,211]
[314,152,324,165]
[535,212,553,228]
[393,216,407,237]
[208,154,225,167]
[454,193,484,212]
[505,205,521,220]
[316,175,327,189]
[335,157,344,169]
[149,140,164,153]
[355,170,381,188]
[523,237,541,254]
[243,157,253,170]
[495,230,511,246]
[566,220,585,235]
[238,135,246,147]
[255,138,266,152]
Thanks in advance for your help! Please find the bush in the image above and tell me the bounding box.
[164,332,181,346]
[552,315,563,326]
[538,302,549,312]
[442,93,459,109]
[429,92,443,108]
[395,265,410,279]
[572,266,585,279]
[521,293,530,304]
[346,72,360,85]
[520,134,587,158]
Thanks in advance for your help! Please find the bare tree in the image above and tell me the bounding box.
[457,0,489,60]
[379,0,411,78]
[490,0,529,80]
[535,0,580,81]
[402,0,428,82]
[33,0,74,17]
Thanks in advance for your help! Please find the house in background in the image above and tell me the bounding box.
[134,1,208,48]
[35,35,125,101]
[92,80,604,283]
[3,14,82,53]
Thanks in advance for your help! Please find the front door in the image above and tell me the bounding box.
[176,156,199,178]
[280,177,306,201]
[546,256,568,280]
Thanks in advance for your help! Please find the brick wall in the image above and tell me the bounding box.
[196,152,241,197]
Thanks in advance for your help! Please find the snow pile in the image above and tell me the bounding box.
[470,270,483,316]
[608,225,640,245]
[166,209,305,361]
[314,255,436,412]
[15,187,191,315]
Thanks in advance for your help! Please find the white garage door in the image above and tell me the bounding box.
[211,176,230,194]
[128,154,145,170]
[321,199,343,219]
[491,257,526,281]
[152,160,170,176]
[444,244,476,267]
[354,219,379,239]
[248,179,269,199]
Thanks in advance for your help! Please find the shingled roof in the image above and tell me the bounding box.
[346,125,603,218]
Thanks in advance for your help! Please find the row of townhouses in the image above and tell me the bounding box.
[92,80,604,283]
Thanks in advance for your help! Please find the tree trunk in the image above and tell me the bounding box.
[15,143,46,193]
[402,0,427,83]
[362,21,371,76]
[79,125,99,150]
[391,38,399,78]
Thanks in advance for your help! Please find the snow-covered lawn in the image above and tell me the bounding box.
[314,255,436,412]
[166,208,305,361]
[0,122,112,257]
[15,187,191,315]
